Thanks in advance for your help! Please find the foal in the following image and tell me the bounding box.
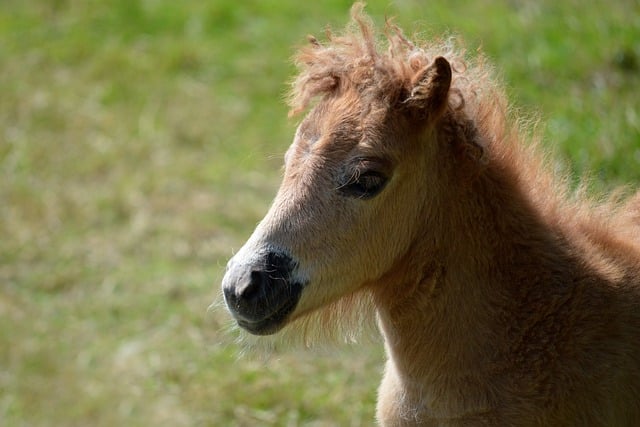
[221,5,640,426]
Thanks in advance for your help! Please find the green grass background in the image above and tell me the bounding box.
[1,0,639,425]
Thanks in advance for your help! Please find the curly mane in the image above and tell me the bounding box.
[289,3,492,118]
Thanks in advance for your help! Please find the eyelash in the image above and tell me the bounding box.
[339,169,388,199]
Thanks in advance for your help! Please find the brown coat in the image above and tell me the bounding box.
[221,4,640,425]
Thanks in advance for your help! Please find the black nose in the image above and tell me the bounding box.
[222,251,303,335]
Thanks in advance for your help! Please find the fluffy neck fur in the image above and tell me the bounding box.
[371,118,640,424]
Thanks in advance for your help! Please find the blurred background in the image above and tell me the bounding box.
[1,0,639,425]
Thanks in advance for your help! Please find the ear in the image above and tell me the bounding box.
[404,56,452,121]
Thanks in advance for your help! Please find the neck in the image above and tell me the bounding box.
[372,154,572,422]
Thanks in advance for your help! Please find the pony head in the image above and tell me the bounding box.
[221,4,491,338]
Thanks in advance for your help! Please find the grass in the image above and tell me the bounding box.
[1,0,639,425]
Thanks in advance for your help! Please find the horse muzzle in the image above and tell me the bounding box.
[222,251,304,335]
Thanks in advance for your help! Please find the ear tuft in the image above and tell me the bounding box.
[405,56,452,121]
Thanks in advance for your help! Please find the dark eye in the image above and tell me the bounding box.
[339,170,388,199]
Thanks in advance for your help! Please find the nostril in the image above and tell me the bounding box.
[238,270,266,301]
